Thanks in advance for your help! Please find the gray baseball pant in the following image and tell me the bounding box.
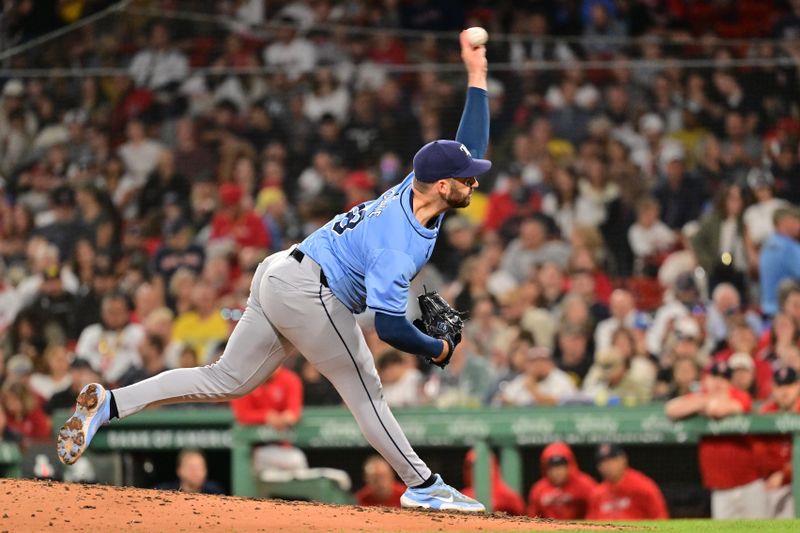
[111,249,432,486]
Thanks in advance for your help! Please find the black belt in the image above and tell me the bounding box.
[290,248,329,288]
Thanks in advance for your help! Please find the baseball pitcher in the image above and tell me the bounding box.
[57,30,491,512]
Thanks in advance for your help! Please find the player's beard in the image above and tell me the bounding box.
[444,187,472,208]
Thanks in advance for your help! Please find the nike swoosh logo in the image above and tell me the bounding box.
[431,494,454,503]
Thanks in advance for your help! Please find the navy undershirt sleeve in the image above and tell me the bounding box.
[374,312,444,360]
[455,87,489,159]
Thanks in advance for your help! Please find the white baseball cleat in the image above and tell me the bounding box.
[57,383,110,465]
[400,474,486,512]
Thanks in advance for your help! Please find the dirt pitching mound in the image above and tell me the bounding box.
[0,478,628,532]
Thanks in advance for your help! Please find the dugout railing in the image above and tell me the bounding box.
[48,405,800,517]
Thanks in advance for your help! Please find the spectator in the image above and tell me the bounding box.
[355,455,405,507]
[262,18,316,80]
[554,324,594,386]
[230,365,302,430]
[666,361,766,519]
[594,290,636,353]
[728,352,757,397]
[209,183,270,251]
[45,358,100,415]
[28,344,71,401]
[691,183,749,297]
[653,144,706,230]
[500,217,571,283]
[711,316,773,401]
[461,449,525,515]
[152,220,205,285]
[1,381,51,440]
[425,342,493,408]
[0,407,21,443]
[376,350,423,408]
[75,291,145,385]
[582,349,653,406]
[156,448,224,494]
[627,197,675,276]
[756,367,800,519]
[495,346,576,406]
[743,168,789,249]
[117,120,164,210]
[646,271,703,358]
[117,333,168,387]
[705,283,761,350]
[34,185,87,262]
[297,360,340,406]
[654,357,701,401]
[760,207,800,317]
[172,282,229,364]
[586,443,669,520]
[128,23,189,91]
[527,442,597,520]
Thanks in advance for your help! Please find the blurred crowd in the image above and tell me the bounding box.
[3,0,800,455]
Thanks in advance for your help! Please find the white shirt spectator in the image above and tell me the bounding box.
[304,86,351,124]
[382,368,423,408]
[744,198,789,246]
[76,323,145,384]
[29,372,72,400]
[118,139,163,185]
[628,220,675,259]
[499,368,576,406]
[129,49,189,90]
[594,311,636,353]
[263,38,317,80]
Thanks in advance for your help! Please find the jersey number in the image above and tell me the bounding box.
[332,203,366,235]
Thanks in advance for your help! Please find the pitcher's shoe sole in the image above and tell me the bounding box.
[57,383,107,465]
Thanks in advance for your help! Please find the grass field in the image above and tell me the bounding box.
[589,520,800,532]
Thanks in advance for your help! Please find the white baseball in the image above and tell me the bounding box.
[465,27,488,47]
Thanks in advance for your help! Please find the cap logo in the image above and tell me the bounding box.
[459,144,472,158]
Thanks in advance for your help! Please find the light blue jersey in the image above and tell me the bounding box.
[298,172,441,316]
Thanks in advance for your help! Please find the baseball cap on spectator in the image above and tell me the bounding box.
[7,354,33,376]
[51,185,76,207]
[596,443,625,462]
[545,455,569,468]
[728,352,754,371]
[659,143,685,169]
[673,316,700,340]
[412,140,492,183]
[674,271,698,293]
[164,217,189,237]
[162,191,181,207]
[526,346,552,361]
[220,183,243,207]
[709,360,732,379]
[2,79,24,97]
[746,167,774,190]
[639,113,664,135]
[774,366,798,386]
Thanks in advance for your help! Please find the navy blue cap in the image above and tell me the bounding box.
[412,140,492,183]
[596,443,625,461]
[774,366,798,386]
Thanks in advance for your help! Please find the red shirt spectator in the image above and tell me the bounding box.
[528,442,597,520]
[1,382,52,440]
[210,183,270,250]
[356,455,406,507]
[230,367,303,427]
[711,348,773,400]
[355,456,405,507]
[586,444,669,520]
[666,363,761,490]
[755,367,800,488]
[462,449,525,515]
